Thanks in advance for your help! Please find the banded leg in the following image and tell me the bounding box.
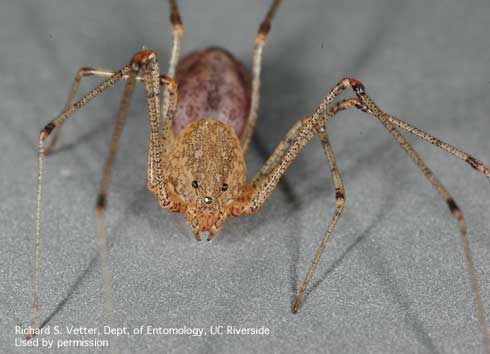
[293,124,346,313]
[240,0,282,152]
[29,65,132,337]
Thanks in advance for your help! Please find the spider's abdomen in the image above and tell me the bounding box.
[173,47,251,137]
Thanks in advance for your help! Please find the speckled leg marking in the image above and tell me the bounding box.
[232,78,489,352]
[240,0,282,152]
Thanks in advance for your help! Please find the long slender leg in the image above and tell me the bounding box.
[381,115,490,178]
[96,51,176,345]
[234,83,361,215]
[293,124,346,313]
[251,99,359,187]
[240,0,282,152]
[94,69,138,354]
[233,77,489,351]
[251,116,309,187]
[350,85,490,353]
[46,67,117,154]
[29,50,179,340]
[167,0,183,78]
[45,67,170,154]
[160,0,184,134]
[29,66,131,337]
[133,50,179,205]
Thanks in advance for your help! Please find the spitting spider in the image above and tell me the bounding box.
[28,0,489,351]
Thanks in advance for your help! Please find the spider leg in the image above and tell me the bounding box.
[29,65,131,338]
[252,99,359,186]
[45,67,117,154]
[233,76,489,350]
[29,50,178,341]
[240,0,282,152]
[135,51,179,201]
[160,0,183,131]
[96,50,180,344]
[94,69,138,354]
[167,0,183,78]
[45,67,171,154]
[349,86,490,353]
[293,124,346,313]
[380,114,490,178]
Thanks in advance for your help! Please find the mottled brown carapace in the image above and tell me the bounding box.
[165,119,246,238]
[29,1,490,352]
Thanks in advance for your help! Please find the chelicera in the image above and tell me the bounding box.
[28,1,489,352]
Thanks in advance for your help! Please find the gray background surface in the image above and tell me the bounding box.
[1,0,490,353]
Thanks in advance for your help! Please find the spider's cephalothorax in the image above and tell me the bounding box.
[165,119,246,239]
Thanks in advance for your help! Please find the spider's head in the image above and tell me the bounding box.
[166,119,246,240]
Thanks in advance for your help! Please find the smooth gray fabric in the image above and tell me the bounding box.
[1,1,490,353]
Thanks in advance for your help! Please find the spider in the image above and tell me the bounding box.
[28,0,489,352]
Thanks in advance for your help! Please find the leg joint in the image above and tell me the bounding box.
[131,49,158,67]
[77,67,95,78]
[335,189,346,210]
[340,77,366,94]
[160,75,177,90]
[447,197,464,221]
[96,194,106,210]
[40,122,55,138]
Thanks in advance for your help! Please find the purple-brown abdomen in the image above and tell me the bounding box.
[173,47,251,137]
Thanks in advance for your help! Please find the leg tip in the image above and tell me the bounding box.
[292,297,301,314]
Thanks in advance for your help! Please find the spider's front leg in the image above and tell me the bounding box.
[29,49,180,343]
[232,95,359,313]
[234,77,489,352]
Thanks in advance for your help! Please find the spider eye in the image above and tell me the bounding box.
[192,180,199,189]
[221,183,228,192]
